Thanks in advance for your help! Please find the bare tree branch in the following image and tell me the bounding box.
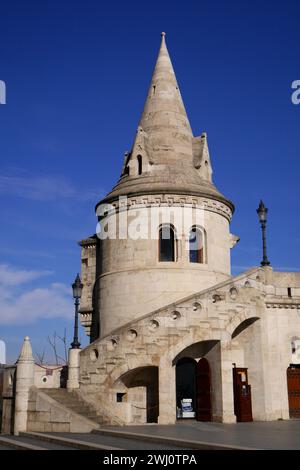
[47,332,59,365]
[47,330,68,365]
[57,328,68,364]
[35,348,46,365]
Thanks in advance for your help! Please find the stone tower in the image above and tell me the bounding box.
[4,34,299,432]
[80,33,237,340]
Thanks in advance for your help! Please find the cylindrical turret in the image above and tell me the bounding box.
[93,34,235,338]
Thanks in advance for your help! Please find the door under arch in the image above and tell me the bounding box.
[196,358,212,421]
[176,358,196,417]
[176,357,212,421]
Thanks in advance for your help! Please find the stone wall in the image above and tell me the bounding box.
[78,266,300,425]
[96,194,234,337]
[33,364,65,389]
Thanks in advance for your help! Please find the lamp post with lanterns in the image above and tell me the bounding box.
[71,273,83,349]
[256,200,271,267]
[67,274,83,390]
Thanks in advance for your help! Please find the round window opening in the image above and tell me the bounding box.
[193,302,202,311]
[172,311,181,320]
[149,319,159,330]
[90,349,99,362]
[107,338,118,351]
[230,288,238,300]
[127,329,138,341]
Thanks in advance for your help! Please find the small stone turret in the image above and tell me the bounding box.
[14,336,35,435]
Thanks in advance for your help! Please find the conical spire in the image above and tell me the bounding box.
[17,336,34,364]
[137,32,193,164]
[98,33,233,214]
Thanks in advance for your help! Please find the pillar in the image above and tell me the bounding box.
[67,348,81,389]
[219,341,236,423]
[157,357,176,424]
[14,336,35,435]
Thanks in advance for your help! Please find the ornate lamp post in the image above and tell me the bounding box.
[71,273,83,349]
[256,200,270,267]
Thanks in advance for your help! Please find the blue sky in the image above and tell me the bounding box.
[0,0,299,363]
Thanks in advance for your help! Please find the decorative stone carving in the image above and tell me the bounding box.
[192,302,202,311]
[148,320,159,331]
[101,194,233,221]
[90,349,99,362]
[127,329,138,341]
[171,311,181,320]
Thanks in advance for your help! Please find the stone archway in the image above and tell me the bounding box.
[175,356,212,421]
[115,366,159,423]
[229,316,261,421]
[173,340,220,422]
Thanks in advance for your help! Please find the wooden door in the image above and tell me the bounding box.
[287,367,300,418]
[232,367,253,422]
[196,358,212,421]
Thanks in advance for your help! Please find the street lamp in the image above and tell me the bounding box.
[71,273,83,349]
[256,200,270,267]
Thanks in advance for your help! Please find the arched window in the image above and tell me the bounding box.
[189,227,204,263]
[137,155,142,175]
[159,225,175,262]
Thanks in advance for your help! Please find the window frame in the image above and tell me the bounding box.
[189,226,206,264]
[158,224,176,262]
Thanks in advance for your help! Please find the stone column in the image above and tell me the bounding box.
[157,357,176,424]
[67,348,81,389]
[14,336,35,435]
[219,341,236,423]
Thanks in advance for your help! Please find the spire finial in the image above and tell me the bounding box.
[18,336,34,363]
[136,30,192,159]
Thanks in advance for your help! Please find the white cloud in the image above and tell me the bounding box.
[0,172,101,202]
[0,264,52,286]
[0,264,73,325]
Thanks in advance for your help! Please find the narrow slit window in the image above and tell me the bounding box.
[137,155,142,175]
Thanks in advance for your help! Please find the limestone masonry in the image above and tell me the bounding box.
[2,33,300,434]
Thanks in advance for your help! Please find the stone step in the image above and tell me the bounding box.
[21,431,192,450]
[0,435,48,450]
[62,404,93,411]
[21,432,122,450]
[92,428,255,450]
